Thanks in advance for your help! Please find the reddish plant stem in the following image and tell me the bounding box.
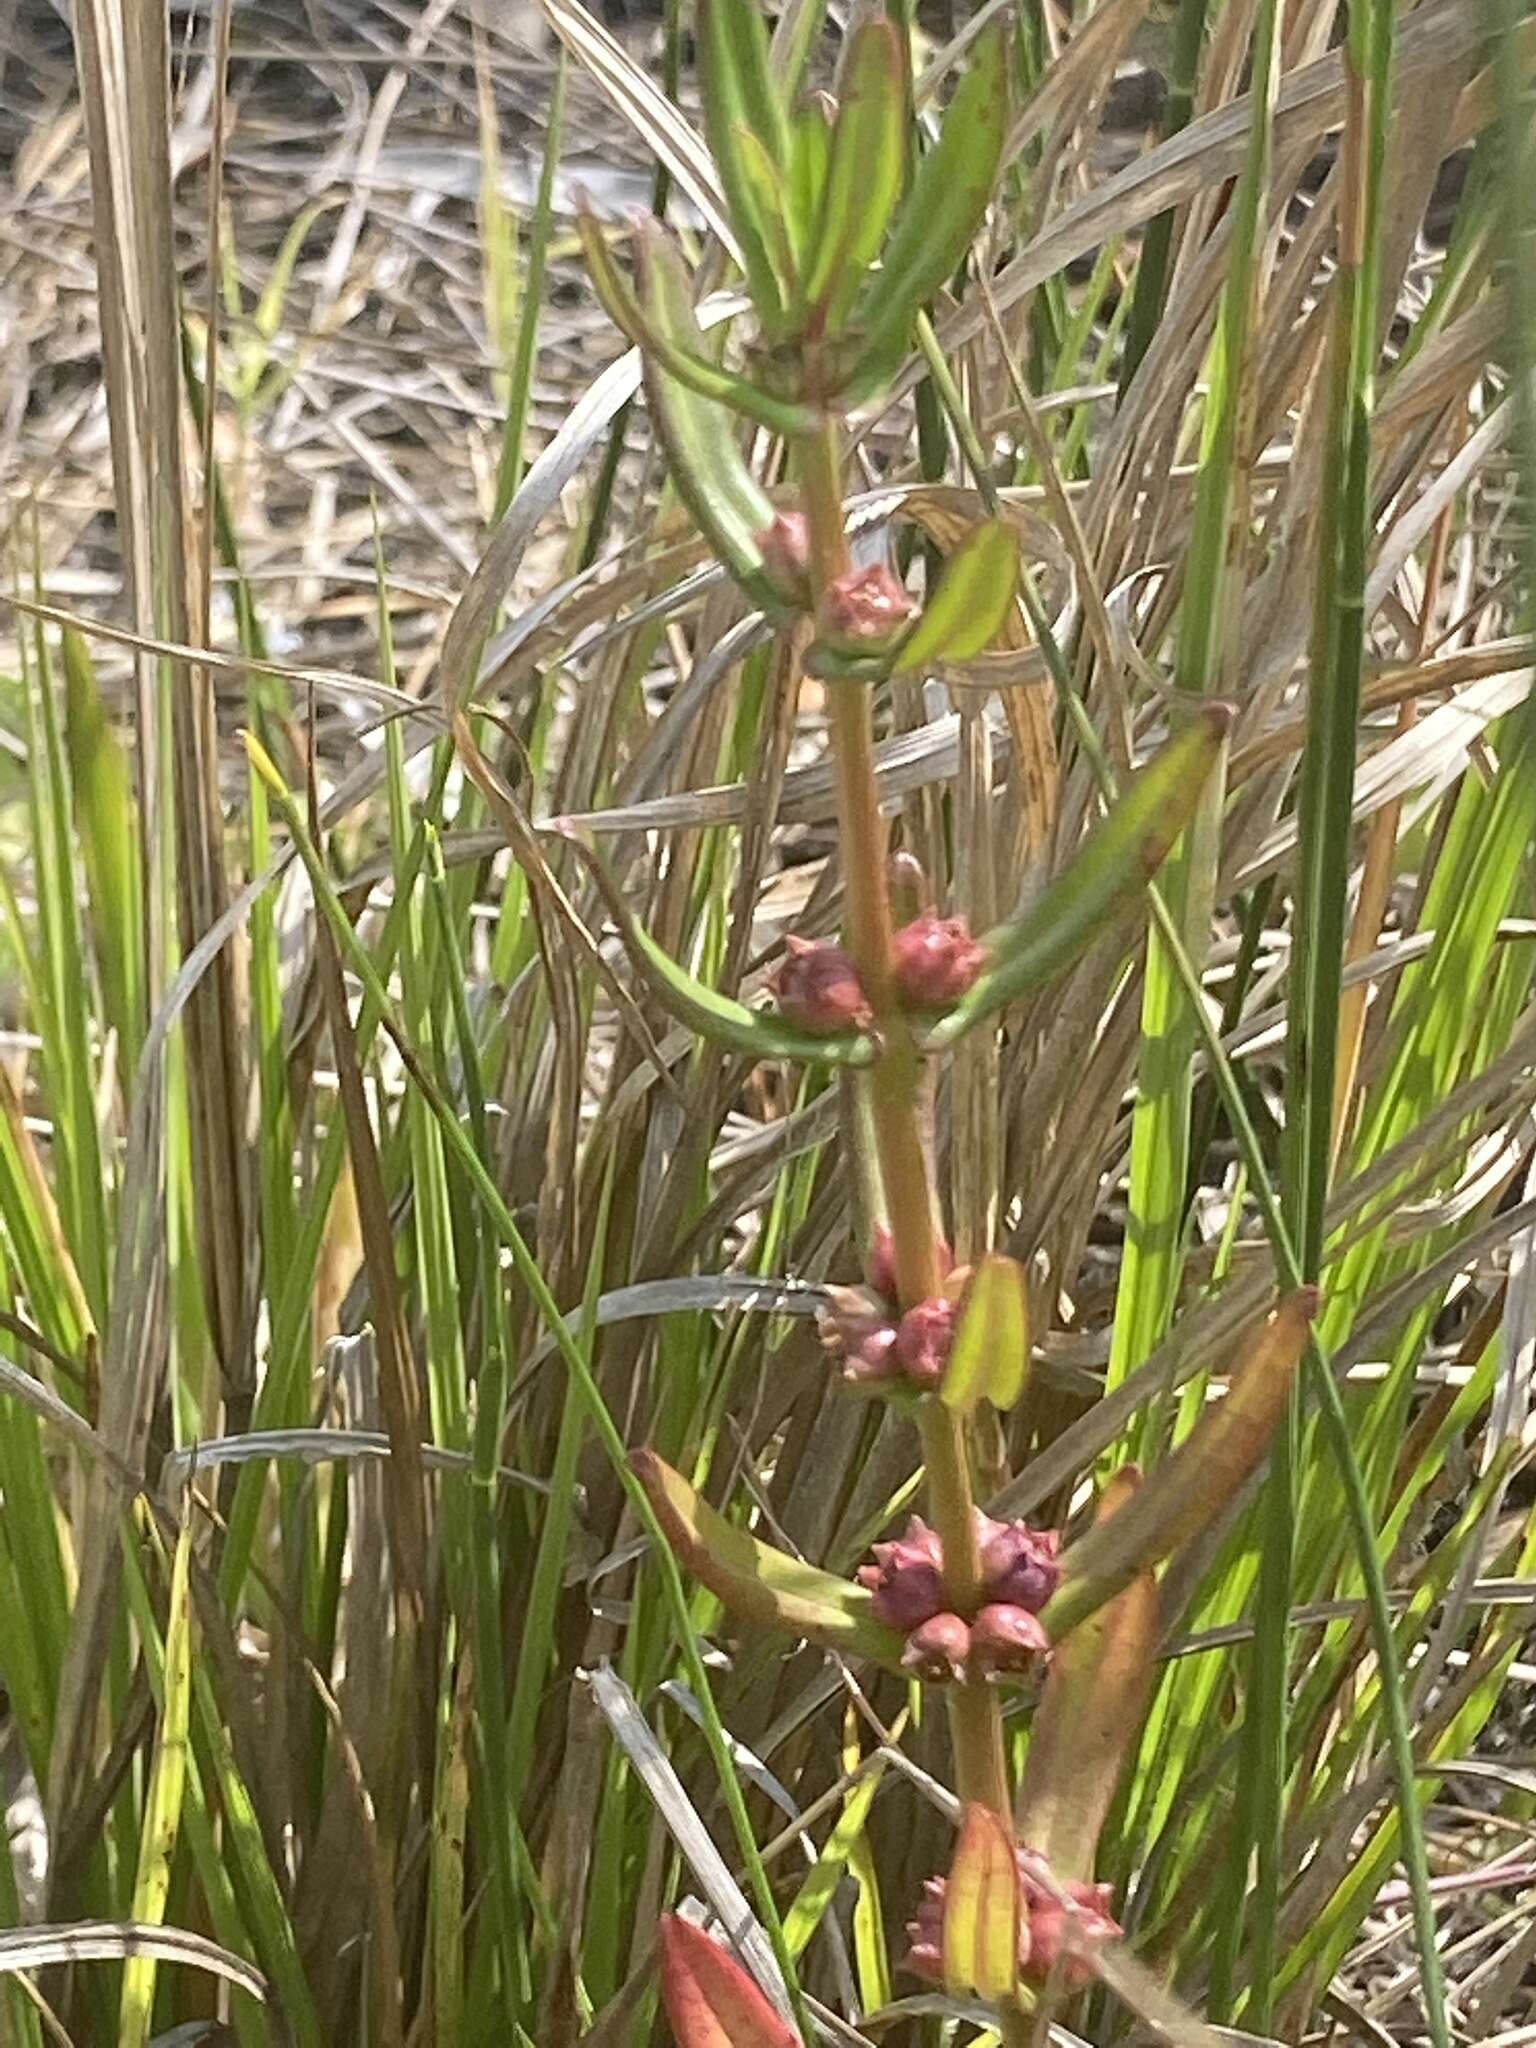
[795,415,1004,1819]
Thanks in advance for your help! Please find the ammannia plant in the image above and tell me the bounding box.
[559,6,1318,2042]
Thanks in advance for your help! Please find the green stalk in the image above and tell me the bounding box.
[1119,0,1211,394]
[246,738,814,2042]
[794,414,1016,1922]
[1249,0,1397,2028]
[1107,0,1279,1415]
[1020,575,1451,2048]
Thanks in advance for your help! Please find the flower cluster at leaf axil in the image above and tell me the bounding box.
[819,1224,969,1391]
[904,1863,1119,1991]
[858,1509,1059,1680]
[772,915,987,1037]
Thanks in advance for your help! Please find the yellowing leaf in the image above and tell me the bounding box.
[1042,1289,1319,1640]
[943,1805,1021,2004]
[1017,1467,1159,1881]
[941,1255,1029,1415]
[632,1450,905,1666]
[889,520,1020,676]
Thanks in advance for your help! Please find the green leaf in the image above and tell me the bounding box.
[801,20,906,334]
[698,0,792,323]
[554,823,877,1067]
[888,518,1019,675]
[783,1745,891,1960]
[786,96,834,278]
[942,1804,1020,2003]
[632,1450,905,1665]
[61,625,142,1077]
[925,705,1231,1050]
[119,1519,195,2048]
[578,212,814,438]
[1016,1467,1159,1882]
[630,229,785,606]
[1041,1289,1317,1641]
[941,1254,1028,1415]
[848,24,1009,397]
[628,917,876,1064]
[658,1914,798,2048]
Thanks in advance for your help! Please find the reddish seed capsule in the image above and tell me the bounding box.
[856,1516,946,1630]
[888,849,930,925]
[773,936,872,1035]
[756,510,811,607]
[865,1224,954,1308]
[890,913,988,1011]
[818,562,916,649]
[969,1601,1050,1678]
[901,1610,972,1684]
[1021,1873,1118,1991]
[902,1877,948,1985]
[893,1296,959,1388]
[975,1513,1061,1614]
[819,1286,901,1385]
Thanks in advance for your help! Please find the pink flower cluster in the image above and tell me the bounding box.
[818,1225,963,1392]
[904,1862,1118,1991]
[857,1509,1059,1681]
[771,916,987,1037]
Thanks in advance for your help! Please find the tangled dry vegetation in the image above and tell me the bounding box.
[3,0,1536,2043]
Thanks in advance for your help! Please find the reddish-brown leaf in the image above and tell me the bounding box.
[657,1915,798,2048]
[1041,1288,1318,1640]
[1017,1467,1159,1880]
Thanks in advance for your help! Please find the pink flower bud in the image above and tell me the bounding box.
[756,511,811,606]
[856,1516,946,1630]
[893,1296,959,1388]
[890,914,988,1011]
[976,1514,1061,1614]
[901,1610,972,1683]
[969,1601,1050,1677]
[865,1225,954,1309]
[1021,1874,1118,1991]
[818,563,916,649]
[818,1286,900,1385]
[773,936,871,1035]
[901,1877,947,1984]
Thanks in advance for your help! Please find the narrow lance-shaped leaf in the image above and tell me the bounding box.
[658,1913,798,2048]
[943,1805,1021,2004]
[926,704,1231,1051]
[847,25,1009,398]
[552,824,878,1068]
[941,1254,1028,1416]
[731,122,803,303]
[1017,1467,1159,1881]
[578,212,814,439]
[800,20,906,334]
[61,625,143,1074]
[888,518,1019,676]
[633,232,784,611]
[119,1518,195,2048]
[1041,1290,1319,1641]
[785,95,834,279]
[632,1450,905,1667]
[698,0,792,325]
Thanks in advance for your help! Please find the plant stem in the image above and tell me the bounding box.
[795,414,1007,1820]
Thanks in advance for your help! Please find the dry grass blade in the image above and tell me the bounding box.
[587,1663,793,2023]
[0,1924,265,2003]
[534,0,735,252]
